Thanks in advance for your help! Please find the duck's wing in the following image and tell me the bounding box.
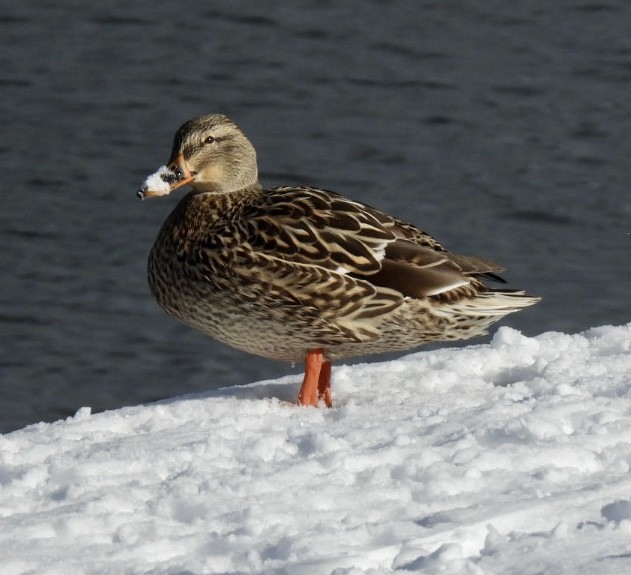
[386,216,506,276]
[236,186,498,302]
[193,186,533,343]
[197,186,409,343]
[240,186,395,275]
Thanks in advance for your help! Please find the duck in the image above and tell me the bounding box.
[138,113,539,407]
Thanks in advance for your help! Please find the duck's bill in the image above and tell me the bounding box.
[137,158,194,199]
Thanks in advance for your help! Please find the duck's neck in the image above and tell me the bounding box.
[191,180,264,196]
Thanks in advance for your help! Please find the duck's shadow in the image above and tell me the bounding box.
[154,376,300,408]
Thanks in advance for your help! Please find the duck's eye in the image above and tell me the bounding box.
[204,136,215,144]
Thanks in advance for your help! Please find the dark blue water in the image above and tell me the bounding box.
[2,1,630,433]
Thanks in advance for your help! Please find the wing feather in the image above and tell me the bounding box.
[203,185,506,312]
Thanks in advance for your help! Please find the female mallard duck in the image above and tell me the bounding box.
[138,114,539,407]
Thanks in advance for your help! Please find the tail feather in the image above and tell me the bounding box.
[453,290,541,316]
[431,290,540,323]
[426,290,540,341]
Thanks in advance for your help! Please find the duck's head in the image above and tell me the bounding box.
[138,114,258,198]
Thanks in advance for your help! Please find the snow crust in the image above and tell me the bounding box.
[1,324,630,574]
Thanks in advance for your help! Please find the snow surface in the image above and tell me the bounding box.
[1,324,631,575]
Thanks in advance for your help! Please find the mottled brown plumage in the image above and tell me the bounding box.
[139,114,539,406]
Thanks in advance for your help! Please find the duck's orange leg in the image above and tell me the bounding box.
[297,349,332,407]
[318,360,332,408]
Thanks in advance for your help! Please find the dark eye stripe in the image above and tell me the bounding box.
[203,135,229,144]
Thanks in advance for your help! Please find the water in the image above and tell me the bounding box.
[2,1,630,433]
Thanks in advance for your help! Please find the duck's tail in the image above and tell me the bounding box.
[432,289,541,340]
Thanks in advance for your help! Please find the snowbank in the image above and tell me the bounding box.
[1,324,630,575]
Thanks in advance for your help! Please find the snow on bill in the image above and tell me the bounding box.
[140,165,175,196]
[1,323,631,574]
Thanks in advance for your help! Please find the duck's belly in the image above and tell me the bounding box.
[149,277,492,363]
[167,291,323,362]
